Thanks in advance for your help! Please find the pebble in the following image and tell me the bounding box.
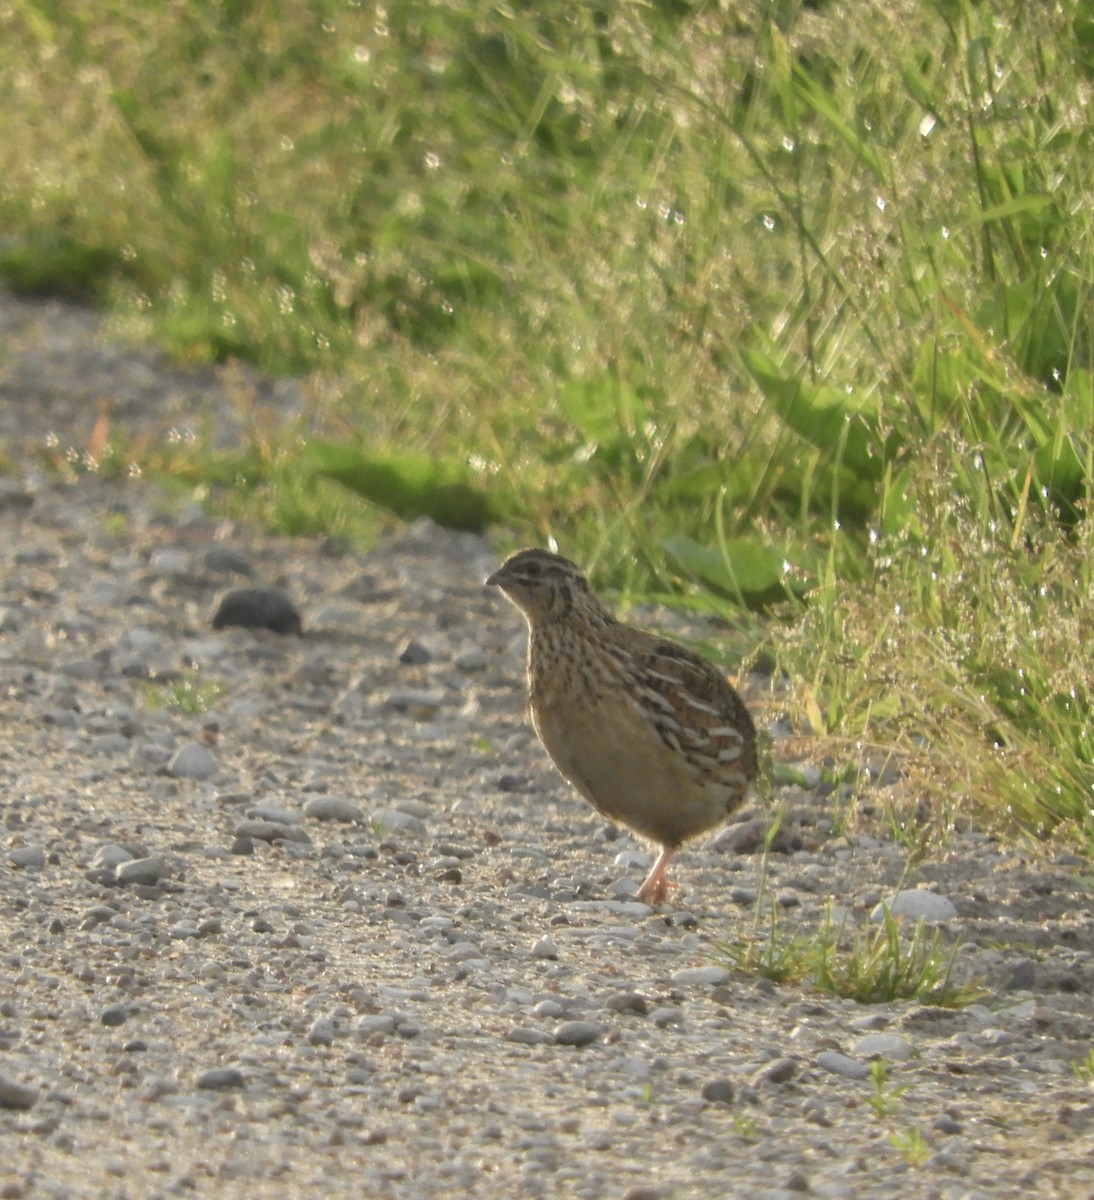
[100,1005,128,1026]
[249,801,301,825]
[853,1033,913,1061]
[149,547,191,574]
[211,586,303,635]
[167,743,219,780]
[0,1073,38,1110]
[711,817,803,855]
[8,845,46,869]
[874,890,958,923]
[453,646,487,673]
[359,1015,397,1037]
[605,992,649,1016]
[700,1078,734,1104]
[815,1051,870,1080]
[532,935,558,959]
[753,1057,798,1085]
[672,965,731,987]
[302,796,365,823]
[234,818,309,843]
[115,856,166,886]
[309,1017,337,1046]
[92,844,135,869]
[509,1027,556,1046]
[553,1021,603,1047]
[398,638,433,665]
[381,689,445,718]
[195,1067,247,1091]
[371,809,426,835]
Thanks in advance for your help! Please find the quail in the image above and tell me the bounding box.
[487,548,757,904]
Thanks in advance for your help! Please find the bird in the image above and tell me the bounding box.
[487,547,758,905]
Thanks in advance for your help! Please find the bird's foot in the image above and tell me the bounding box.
[636,848,679,906]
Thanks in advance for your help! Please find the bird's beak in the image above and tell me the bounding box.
[485,568,503,588]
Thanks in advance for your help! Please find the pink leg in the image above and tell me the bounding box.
[636,845,678,905]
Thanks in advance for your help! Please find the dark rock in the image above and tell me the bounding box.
[211,587,302,636]
[712,817,803,855]
[195,1067,246,1091]
[701,1078,734,1104]
[0,1072,37,1110]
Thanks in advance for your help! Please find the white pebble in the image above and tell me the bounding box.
[873,889,958,923]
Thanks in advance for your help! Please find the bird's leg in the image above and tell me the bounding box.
[636,845,678,905]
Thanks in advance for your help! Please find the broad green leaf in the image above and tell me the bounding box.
[741,348,887,481]
[662,533,813,608]
[303,443,493,531]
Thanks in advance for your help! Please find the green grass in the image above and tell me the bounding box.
[2,0,1093,843]
[717,899,982,1006]
[141,671,224,716]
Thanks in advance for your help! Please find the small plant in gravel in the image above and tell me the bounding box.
[730,1113,761,1143]
[887,1127,932,1168]
[864,1061,907,1120]
[718,901,982,1007]
[141,671,224,715]
[1071,1048,1094,1084]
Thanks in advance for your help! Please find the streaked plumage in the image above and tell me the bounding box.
[487,548,757,904]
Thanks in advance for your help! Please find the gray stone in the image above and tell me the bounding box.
[149,547,191,574]
[0,1072,37,1110]
[358,1015,397,1036]
[248,801,301,825]
[398,638,433,665]
[9,845,46,869]
[115,856,166,886]
[531,935,558,960]
[371,808,426,835]
[1001,957,1037,991]
[92,844,135,870]
[701,1078,734,1104]
[672,965,731,987]
[195,1067,246,1091]
[815,1051,870,1080]
[711,817,803,855]
[167,742,219,780]
[89,732,131,755]
[303,796,365,823]
[508,1027,556,1046]
[234,818,310,843]
[453,645,487,673]
[553,1021,603,1047]
[853,1033,913,1061]
[308,1017,337,1046]
[873,890,958,923]
[753,1056,798,1085]
[382,689,445,718]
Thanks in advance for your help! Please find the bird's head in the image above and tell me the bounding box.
[486,548,601,625]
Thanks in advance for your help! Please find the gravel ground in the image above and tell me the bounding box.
[3,292,1094,1199]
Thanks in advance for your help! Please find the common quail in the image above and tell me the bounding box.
[488,548,757,904]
